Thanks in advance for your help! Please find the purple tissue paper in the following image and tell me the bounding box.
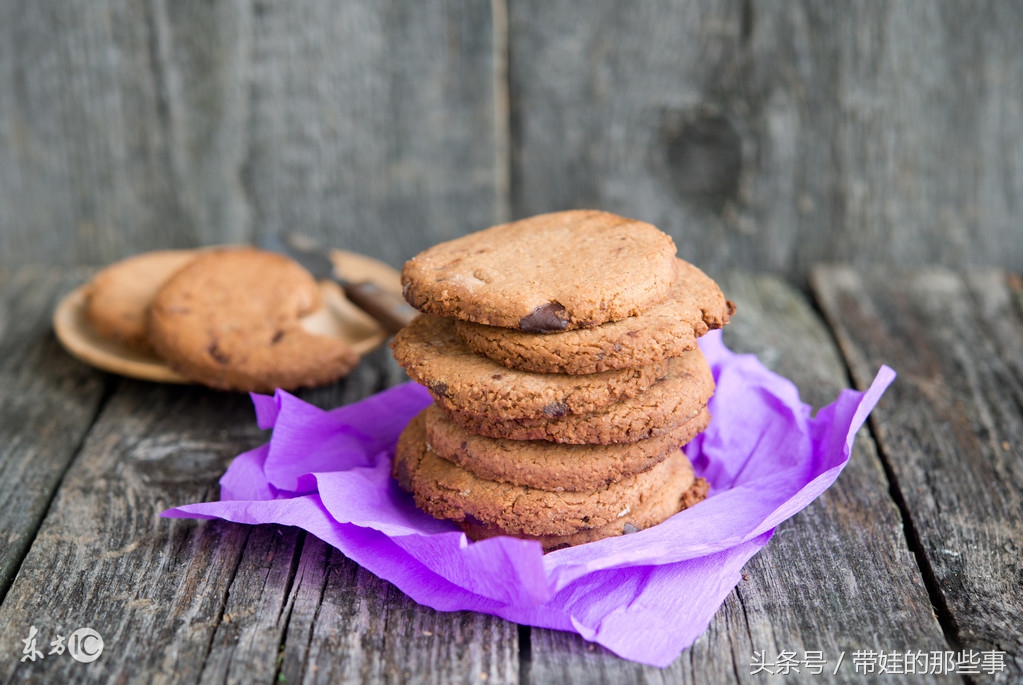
[163,331,894,667]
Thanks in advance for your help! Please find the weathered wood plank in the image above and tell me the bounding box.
[0,0,251,261]
[0,376,262,684]
[0,267,108,601]
[527,273,947,683]
[508,0,1023,285]
[0,0,504,267]
[195,525,303,685]
[812,265,1023,679]
[245,0,505,267]
[275,537,518,685]
[0,267,517,683]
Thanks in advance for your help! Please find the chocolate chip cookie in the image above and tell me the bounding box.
[148,247,358,392]
[460,477,709,552]
[84,250,197,353]
[391,314,670,419]
[401,210,678,331]
[440,349,715,444]
[394,410,701,541]
[424,403,709,492]
[455,259,735,374]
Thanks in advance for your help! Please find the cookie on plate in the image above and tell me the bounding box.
[394,410,704,544]
[147,247,358,392]
[456,260,735,374]
[391,314,670,419]
[84,250,197,353]
[401,210,678,331]
[423,403,708,492]
[440,349,715,444]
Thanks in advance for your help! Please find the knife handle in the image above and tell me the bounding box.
[342,280,419,335]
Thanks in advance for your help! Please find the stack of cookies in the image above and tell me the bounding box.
[391,210,734,551]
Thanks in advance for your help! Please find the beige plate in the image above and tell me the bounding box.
[53,249,403,384]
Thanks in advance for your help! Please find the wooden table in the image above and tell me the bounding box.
[1,266,1020,684]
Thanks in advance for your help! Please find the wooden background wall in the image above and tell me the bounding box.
[1,0,1021,287]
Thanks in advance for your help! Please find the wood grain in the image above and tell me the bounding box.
[527,273,948,683]
[812,265,1023,680]
[508,0,1023,285]
[276,537,517,685]
[0,378,262,684]
[3,2,1022,282]
[0,0,504,267]
[0,270,517,683]
[0,267,108,601]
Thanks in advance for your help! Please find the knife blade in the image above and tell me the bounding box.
[278,233,418,335]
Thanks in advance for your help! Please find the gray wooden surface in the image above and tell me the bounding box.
[2,265,1020,683]
[0,0,504,268]
[813,266,1023,678]
[1,1,1021,285]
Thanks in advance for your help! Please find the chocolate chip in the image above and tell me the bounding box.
[207,341,230,365]
[491,374,503,380]
[270,329,285,344]
[623,523,639,535]
[519,302,569,332]
[430,382,448,398]
[542,401,570,417]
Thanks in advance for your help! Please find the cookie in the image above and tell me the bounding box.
[424,403,710,491]
[147,247,359,392]
[391,314,671,419]
[393,410,698,538]
[460,478,709,552]
[441,349,715,444]
[401,210,679,331]
[84,250,197,353]
[455,259,736,374]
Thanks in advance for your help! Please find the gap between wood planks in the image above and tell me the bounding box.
[0,267,120,607]
[518,624,532,685]
[0,375,113,606]
[806,273,963,654]
[269,531,307,685]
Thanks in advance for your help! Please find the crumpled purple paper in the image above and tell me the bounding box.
[163,331,894,667]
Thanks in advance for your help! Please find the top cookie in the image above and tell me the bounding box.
[84,250,197,353]
[401,210,678,331]
[147,247,359,392]
[455,259,735,374]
